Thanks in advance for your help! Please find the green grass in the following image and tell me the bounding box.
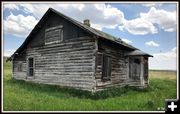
[3,61,177,111]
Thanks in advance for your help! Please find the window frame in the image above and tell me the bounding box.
[17,62,22,72]
[45,25,63,45]
[101,53,112,81]
[27,57,34,77]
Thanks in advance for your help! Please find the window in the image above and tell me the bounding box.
[17,63,22,72]
[28,58,34,76]
[45,25,63,44]
[102,54,112,81]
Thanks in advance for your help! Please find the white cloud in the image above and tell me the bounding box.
[4,49,16,57]
[142,3,162,7]
[122,38,132,44]
[119,6,176,35]
[4,3,19,10]
[3,3,177,37]
[120,18,157,35]
[145,41,160,47]
[3,13,38,37]
[140,7,177,32]
[5,3,124,31]
[3,3,125,37]
[149,47,177,70]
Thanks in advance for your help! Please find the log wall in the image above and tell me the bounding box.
[94,39,129,91]
[12,36,96,91]
[94,39,148,91]
[12,36,149,91]
[12,60,27,80]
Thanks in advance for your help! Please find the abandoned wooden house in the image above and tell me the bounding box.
[8,8,153,92]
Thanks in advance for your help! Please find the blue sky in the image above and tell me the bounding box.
[3,2,177,70]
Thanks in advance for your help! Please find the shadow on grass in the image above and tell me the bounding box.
[5,78,152,100]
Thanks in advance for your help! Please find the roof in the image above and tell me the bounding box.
[50,8,137,49]
[125,50,153,57]
[7,8,152,61]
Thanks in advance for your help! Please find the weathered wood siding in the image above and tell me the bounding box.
[95,39,129,90]
[127,56,149,87]
[12,60,27,80]
[27,12,90,48]
[13,36,96,91]
[128,56,141,86]
[94,39,149,90]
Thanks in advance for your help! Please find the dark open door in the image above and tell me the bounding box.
[129,57,141,80]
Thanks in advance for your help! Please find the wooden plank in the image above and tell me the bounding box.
[13,36,96,91]
[94,40,130,90]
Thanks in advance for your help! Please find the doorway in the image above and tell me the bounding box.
[129,57,141,80]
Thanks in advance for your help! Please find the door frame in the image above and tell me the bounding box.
[128,56,144,86]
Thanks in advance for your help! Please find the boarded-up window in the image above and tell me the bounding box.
[45,25,63,44]
[28,58,34,76]
[102,54,112,81]
[17,63,22,72]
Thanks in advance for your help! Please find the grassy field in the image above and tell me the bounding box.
[3,61,177,111]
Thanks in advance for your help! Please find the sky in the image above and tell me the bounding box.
[2,2,178,70]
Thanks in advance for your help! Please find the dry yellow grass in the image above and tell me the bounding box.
[149,70,177,80]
